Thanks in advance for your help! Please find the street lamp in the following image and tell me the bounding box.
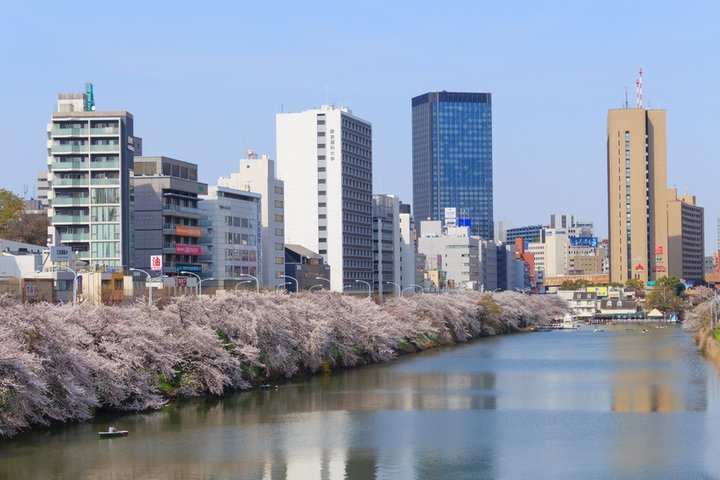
[282,274,298,293]
[197,277,215,295]
[180,271,201,295]
[234,280,252,292]
[53,265,77,305]
[315,276,331,290]
[355,279,371,299]
[130,268,154,306]
[238,273,259,293]
[309,284,324,293]
[385,281,401,297]
[410,283,424,294]
[402,286,415,296]
[276,281,290,292]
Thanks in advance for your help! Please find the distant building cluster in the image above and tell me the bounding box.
[0,79,713,303]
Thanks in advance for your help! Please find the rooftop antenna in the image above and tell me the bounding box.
[624,86,629,108]
[635,68,643,109]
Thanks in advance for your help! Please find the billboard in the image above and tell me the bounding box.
[50,245,73,262]
[150,255,162,271]
[175,245,202,255]
[175,226,202,237]
[176,263,202,273]
[570,237,598,248]
[586,286,609,297]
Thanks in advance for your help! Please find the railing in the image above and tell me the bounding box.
[89,160,120,169]
[90,127,119,135]
[51,197,89,206]
[59,233,90,241]
[52,178,89,186]
[52,144,87,153]
[90,144,120,152]
[52,127,88,137]
[90,178,120,185]
[51,160,87,170]
[52,214,90,223]
[162,205,202,214]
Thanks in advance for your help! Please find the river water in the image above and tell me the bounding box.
[2,325,720,479]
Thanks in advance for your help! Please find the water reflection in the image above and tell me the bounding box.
[2,326,719,479]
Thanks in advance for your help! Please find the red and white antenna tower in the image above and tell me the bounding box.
[635,68,643,109]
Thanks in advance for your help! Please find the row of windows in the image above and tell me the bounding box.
[342,142,371,158]
[341,119,371,136]
[342,154,371,170]
[224,232,257,246]
[224,216,257,229]
[224,266,258,277]
[342,177,370,191]
[341,165,371,181]
[341,130,371,147]
[225,248,257,262]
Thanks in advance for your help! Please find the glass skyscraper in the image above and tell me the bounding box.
[412,91,493,239]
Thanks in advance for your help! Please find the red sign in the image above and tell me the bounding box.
[655,245,664,255]
[653,266,667,273]
[634,264,645,271]
[175,245,202,255]
[150,255,162,271]
[176,277,187,287]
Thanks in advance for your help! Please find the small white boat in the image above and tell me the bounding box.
[99,429,128,438]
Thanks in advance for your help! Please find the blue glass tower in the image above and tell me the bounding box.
[412,91,493,239]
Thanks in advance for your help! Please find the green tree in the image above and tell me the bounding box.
[0,189,24,235]
[645,276,686,313]
[625,278,644,291]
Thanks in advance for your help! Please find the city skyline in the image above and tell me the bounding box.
[1,2,717,250]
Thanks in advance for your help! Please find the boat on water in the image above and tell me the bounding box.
[98,430,128,438]
[593,328,604,332]
[548,313,579,330]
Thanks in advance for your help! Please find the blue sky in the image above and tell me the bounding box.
[1,1,718,250]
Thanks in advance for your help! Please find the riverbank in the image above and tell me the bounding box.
[0,290,567,438]
[683,300,720,368]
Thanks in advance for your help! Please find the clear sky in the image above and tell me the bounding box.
[1,1,717,251]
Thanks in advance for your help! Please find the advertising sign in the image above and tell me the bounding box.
[175,276,187,288]
[444,207,457,219]
[175,226,202,237]
[570,237,598,248]
[150,255,162,272]
[175,245,202,255]
[655,245,664,255]
[176,263,202,273]
[50,245,73,262]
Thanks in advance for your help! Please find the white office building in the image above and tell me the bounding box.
[418,220,480,291]
[276,104,373,292]
[398,203,417,290]
[199,186,261,288]
[218,150,285,288]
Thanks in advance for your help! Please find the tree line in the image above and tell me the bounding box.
[0,290,568,437]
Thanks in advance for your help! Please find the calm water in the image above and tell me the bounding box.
[2,325,720,480]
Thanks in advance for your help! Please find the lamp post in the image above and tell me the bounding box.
[402,286,415,297]
[385,281,401,297]
[234,280,252,292]
[276,281,290,292]
[197,277,215,295]
[309,284,324,293]
[411,283,424,294]
[180,271,201,295]
[282,274,298,293]
[355,279,371,299]
[53,265,77,305]
[315,276,331,291]
[238,274,259,293]
[130,268,154,306]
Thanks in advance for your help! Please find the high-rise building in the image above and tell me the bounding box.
[666,188,704,284]
[276,104,373,292]
[398,202,417,291]
[412,91,493,239]
[132,156,207,276]
[607,108,668,283]
[47,88,141,269]
[218,150,285,288]
[372,194,402,297]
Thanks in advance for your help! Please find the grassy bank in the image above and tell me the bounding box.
[683,300,720,368]
[0,290,567,438]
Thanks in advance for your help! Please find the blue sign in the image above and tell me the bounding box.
[176,263,202,273]
[570,236,598,248]
[457,218,472,228]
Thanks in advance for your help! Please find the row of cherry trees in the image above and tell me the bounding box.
[0,291,567,437]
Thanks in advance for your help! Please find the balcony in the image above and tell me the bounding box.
[58,233,90,242]
[90,127,119,136]
[51,160,88,170]
[162,204,205,219]
[90,177,120,186]
[52,214,90,224]
[89,159,120,169]
[90,144,120,153]
[52,178,89,187]
[51,197,89,206]
[52,127,88,137]
[52,144,87,154]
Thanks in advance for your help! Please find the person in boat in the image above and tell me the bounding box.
[108,425,117,433]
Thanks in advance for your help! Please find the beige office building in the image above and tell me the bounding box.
[666,188,704,283]
[607,108,668,284]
